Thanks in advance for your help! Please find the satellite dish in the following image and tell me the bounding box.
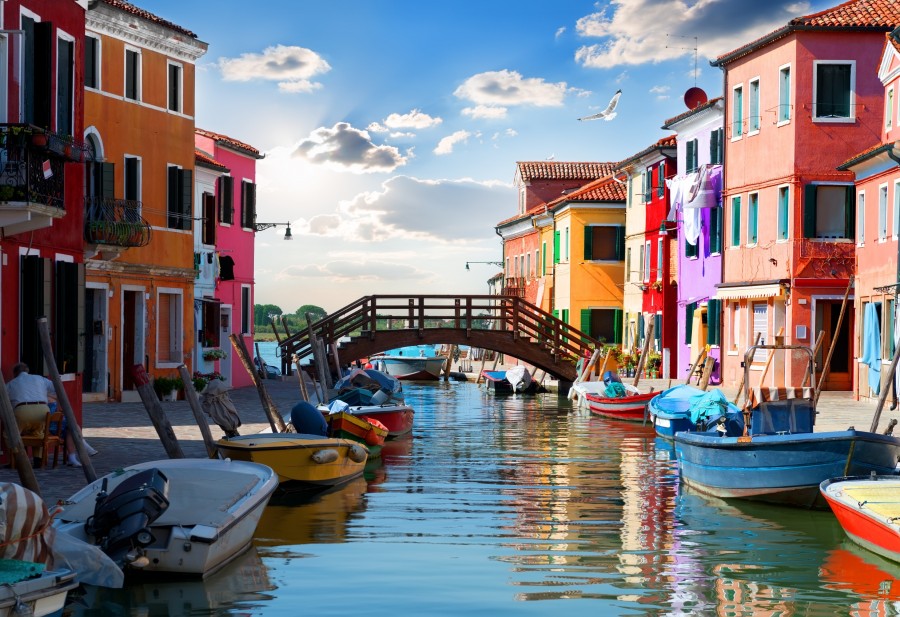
[684,87,708,110]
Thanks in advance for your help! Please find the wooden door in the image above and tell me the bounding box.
[816,300,853,391]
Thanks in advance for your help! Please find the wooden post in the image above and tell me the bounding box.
[686,349,707,386]
[330,343,343,380]
[569,348,602,400]
[0,373,41,496]
[272,317,307,401]
[178,365,217,459]
[37,318,98,481]
[317,338,333,389]
[816,277,854,406]
[733,332,762,405]
[758,327,785,389]
[699,356,717,391]
[869,341,900,432]
[476,351,488,384]
[254,342,267,379]
[230,334,287,434]
[131,365,185,459]
[294,356,310,402]
[306,314,332,391]
[801,330,825,388]
[633,320,655,388]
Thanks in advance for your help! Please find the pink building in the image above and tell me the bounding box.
[840,28,900,401]
[712,0,898,392]
[194,129,264,388]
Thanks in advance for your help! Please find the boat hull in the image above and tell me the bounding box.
[377,356,445,381]
[56,459,278,577]
[585,391,656,422]
[821,476,900,563]
[675,430,900,508]
[325,411,388,457]
[647,385,707,440]
[354,405,415,438]
[481,370,541,394]
[0,570,76,617]
[216,434,368,486]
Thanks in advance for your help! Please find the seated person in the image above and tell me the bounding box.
[291,401,328,436]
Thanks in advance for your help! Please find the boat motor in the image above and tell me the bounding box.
[84,468,170,568]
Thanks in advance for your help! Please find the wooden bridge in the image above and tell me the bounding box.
[275,295,601,382]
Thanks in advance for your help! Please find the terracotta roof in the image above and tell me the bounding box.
[195,148,229,171]
[661,97,723,129]
[890,27,900,54]
[614,135,677,171]
[99,0,197,38]
[547,175,626,207]
[837,141,894,169]
[714,0,900,66]
[516,161,615,182]
[196,128,264,159]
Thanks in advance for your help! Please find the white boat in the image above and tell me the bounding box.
[372,346,446,381]
[0,569,76,617]
[55,458,278,578]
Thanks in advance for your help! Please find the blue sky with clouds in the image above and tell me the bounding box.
[140,0,833,312]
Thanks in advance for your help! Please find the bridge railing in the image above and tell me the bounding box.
[277,294,600,366]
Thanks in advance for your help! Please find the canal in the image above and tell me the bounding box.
[73,381,898,615]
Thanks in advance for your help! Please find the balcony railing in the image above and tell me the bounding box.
[84,196,152,248]
[0,124,67,210]
[503,276,526,297]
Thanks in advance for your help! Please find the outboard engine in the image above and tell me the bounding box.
[85,468,170,568]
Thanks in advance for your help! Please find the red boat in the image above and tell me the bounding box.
[821,475,900,563]
[584,390,655,422]
[355,404,415,438]
[324,411,388,457]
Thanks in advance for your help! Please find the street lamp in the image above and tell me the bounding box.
[465,261,503,270]
[254,221,293,240]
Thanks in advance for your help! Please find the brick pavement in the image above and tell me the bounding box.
[0,374,891,506]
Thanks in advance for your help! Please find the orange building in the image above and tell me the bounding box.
[82,0,207,402]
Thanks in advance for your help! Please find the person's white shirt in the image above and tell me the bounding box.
[7,372,55,408]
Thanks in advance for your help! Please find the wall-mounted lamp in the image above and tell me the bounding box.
[659,220,679,236]
[465,261,503,270]
[254,222,293,240]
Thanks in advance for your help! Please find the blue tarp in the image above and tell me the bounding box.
[862,302,881,395]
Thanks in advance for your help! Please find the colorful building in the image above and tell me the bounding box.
[839,27,900,401]
[614,137,678,378]
[0,0,87,419]
[712,0,898,391]
[661,97,725,383]
[83,0,207,402]
[194,128,264,389]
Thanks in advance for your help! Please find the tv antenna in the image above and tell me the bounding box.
[666,34,698,86]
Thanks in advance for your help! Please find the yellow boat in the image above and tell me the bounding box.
[215,434,368,486]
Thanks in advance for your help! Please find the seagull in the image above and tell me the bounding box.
[578,89,622,122]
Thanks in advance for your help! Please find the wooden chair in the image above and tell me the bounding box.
[19,412,64,469]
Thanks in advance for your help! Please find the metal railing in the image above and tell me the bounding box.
[84,196,152,247]
[0,124,67,210]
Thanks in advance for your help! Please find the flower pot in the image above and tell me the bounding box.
[31,134,48,147]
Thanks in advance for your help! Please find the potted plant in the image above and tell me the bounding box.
[30,130,48,148]
[152,376,183,401]
[647,352,662,378]
[203,348,228,361]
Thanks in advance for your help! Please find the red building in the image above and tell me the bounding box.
[0,0,87,419]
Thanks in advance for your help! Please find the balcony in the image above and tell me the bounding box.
[84,196,152,259]
[0,124,71,235]
[503,276,526,297]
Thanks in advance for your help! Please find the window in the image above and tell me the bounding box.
[200,300,221,348]
[526,252,531,280]
[581,308,623,345]
[731,195,742,247]
[657,164,664,199]
[879,184,889,242]
[643,241,651,281]
[709,206,722,253]
[541,241,547,275]
[564,227,569,260]
[707,299,722,347]
[167,165,192,230]
[748,192,759,245]
[803,184,854,239]
[894,180,900,238]
[626,176,632,208]
[241,286,251,335]
[778,65,791,123]
[638,244,645,282]
[168,62,182,113]
[709,129,724,165]
[814,61,854,121]
[686,138,699,173]
[731,303,741,351]
[157,290,183,364]
[584,225,625,261]
[21,16,52,128]
[124,47,140,101]
[777,186,789,240]
[124,156,140,202]
[685,238,698,259]
[748,78,760,133]
[202,192,216,246]
[240,180,256,229]
[752,303,768,362]
[732,85,743,138]
[56,35,74,136]
[553,230,560,264]
[888,88,895,131]
[534,250,539,277]
[656,237,663,281]
[84,34,100,89]
[641,171,650,203]
[217,176,234,224]
[54,260,84,375]
[858,191,866,245]
[626,247,631,282]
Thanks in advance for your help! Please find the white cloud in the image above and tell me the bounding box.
[382,109,442,130]
[454,70,569,119]
[574,1,813,68]
[462,105,508,120]
[555,26,566,39]
[650,85,671,100]
[434,130,472,155]
[293,122,408,173]
[217,45,331,92]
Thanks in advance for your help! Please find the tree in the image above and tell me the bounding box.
[254,303,283,327]
[296,304,327,324]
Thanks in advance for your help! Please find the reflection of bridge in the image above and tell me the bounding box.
[276,295,600,382]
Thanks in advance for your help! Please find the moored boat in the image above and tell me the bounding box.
[372,345,446,381]
[0,567,77,617]
[481,368,543,394]
[649,385,739,440]
[55,458,278,577]
[216,433,368,486]
[325,410,389,457]
[821,475,900,562]
[584,389,656,422]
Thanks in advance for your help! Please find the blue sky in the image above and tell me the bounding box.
[140,0,833,313]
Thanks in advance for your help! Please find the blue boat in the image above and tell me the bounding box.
[649,384,739,440]
[674,344,900,509]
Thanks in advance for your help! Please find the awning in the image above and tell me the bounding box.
[714,283,784,300]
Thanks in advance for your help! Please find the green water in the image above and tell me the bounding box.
[72,381,900,616]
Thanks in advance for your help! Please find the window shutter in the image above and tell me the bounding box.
[32,22,53,128]
[167,166,179,228]
[580,309,591,337]
[224,177,234,224]
[685,302,696,344]
[180,169,192,231]
[57,39,74,136]
[707,133,715,167]
[20,256,48,372]
[249,182,257,228]
[803,184,817,238]
[583,226,593,261]
[657,165,664,198]
[553,230,560,264]
[84,38,97,89]
[615,226,625,261]
[613,308,623,344]
[710,207,722,253]
[687,140,695,172]
[638,313,645,345]
[655,314,661,342]
[685,240,698,258]
[845,185,855,240]
[707,299,721,346]
[552,309,559,319]
[100,162,115,199]
[542,242,547,276]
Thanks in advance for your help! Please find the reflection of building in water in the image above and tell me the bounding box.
[821,544,900,615]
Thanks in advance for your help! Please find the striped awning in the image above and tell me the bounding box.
[714,283,783,300]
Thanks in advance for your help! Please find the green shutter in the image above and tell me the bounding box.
[100,162,115,199]
[580,308,592,337]
[685,302,696,345]
[845,185,855,240]
[638,313,645,344]
[657,165,664,198]
[731,197,741,247]
[687,140,696,172]
[749,195,758,244]
[710,207,722,253]
[655,314,661,342]
[552,309,559,319]
[685,240,698,258]
[554,230,560,264]
[707,299,721,346]
[803,184,817,238]
[615,226,625,261]
[583,226,593,261]
[708,133,716,166]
